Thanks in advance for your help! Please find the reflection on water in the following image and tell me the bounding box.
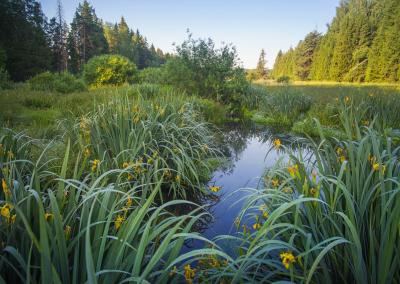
[183,123,297,251]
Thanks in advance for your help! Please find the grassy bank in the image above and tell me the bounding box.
[247,82,400,137]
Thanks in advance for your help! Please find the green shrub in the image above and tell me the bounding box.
[28,72,86,93]
[0,67,11,90]
[139,67,165,84]
[83,54,139,87]
[276,75,291,84]
[162,35,249,114]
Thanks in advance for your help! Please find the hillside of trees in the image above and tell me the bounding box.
[271,0,400,83]
[0,0,168,81]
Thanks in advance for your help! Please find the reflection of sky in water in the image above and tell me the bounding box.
[182,130,290,254]
[204,137,280,239]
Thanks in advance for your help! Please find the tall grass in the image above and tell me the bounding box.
[0,126,225,283]
[196,104,400,283]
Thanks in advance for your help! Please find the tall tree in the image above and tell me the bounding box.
[295,31,321,80]
[256,49,267,78]
[48,0,68,72]
[0,0,52,81]
[67,0,108,73]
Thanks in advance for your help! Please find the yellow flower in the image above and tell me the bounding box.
[368,154,376,164]
[372,163,380,171]
[91,159,100,172]
[126,195,132,207]
[163,170,172,179]
[344,96,351,103]
[262,211,269,219]
[252,223,261,230]
[271,178,279,188]
[45,213,54,222]
[287,164,299,177]
[1,179,11,197]
[310,187,318,198]
[122,162,130,169]
[133,116,140,123]
[280,251,296,269]
[336,147,343,155]
[84,148,91,157]
[183,264,196,284]
[9,214,16,224]
[209,185,221,193]
[273,138,282,149]
[283,187,293,194]
[65,225,72,240]
[114,215,125,231]
[1,203,13,219]
[339,155,347,163]
[175,175,181,184]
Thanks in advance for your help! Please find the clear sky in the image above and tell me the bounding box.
[40,0,340,69]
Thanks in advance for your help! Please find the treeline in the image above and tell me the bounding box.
[271,0,400,83]
[0,0,168,81]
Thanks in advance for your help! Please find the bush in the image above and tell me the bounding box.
[83,54,138,87]
[0,68,11,90]
[139,67,164,84]
[162,34,249,114]
[276,75,291,84]
[28,72,86,93]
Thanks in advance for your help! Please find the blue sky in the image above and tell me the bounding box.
[40,0,339,68]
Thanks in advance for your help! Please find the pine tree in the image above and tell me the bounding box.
[295,31,321,80]
[67,0,108,73]
[256,49,267,78]
[48,0,68,72]
[0,0,52,81]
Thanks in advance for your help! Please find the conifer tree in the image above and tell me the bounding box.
[256,49,267,79]
[67,0,108,73]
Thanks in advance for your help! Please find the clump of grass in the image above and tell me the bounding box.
[253,86,312,128]
[0,127,226,283]
[28,71,86,93]
[70,93,219,200]
[197,105,400,283]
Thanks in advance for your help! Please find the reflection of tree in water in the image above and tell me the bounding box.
[215,122,307,174]
[172,122,309,240]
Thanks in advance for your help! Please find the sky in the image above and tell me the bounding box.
[40,0,340,69]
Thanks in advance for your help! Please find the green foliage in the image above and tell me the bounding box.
[0,128,220,283]
[273,0,400,83]
[104,17,167,69]
[0,68,11,90]
[161,35,249,116]
[256,49,267,79]
[67,0,109,73]
[83,55,138,87]
[139,67,165,84]
[276,75,291,84]
[200,111,400,282]
[28,72,86,93]
[0,0,52,81]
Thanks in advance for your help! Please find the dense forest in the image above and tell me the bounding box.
[271,0,400,82]
[0,0,168,81]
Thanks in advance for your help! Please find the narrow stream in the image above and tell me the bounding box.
[183,123,292,252]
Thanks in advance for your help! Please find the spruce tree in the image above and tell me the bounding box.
[256,49,267,79]
[67,0,108,73]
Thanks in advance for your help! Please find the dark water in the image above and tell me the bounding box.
[183,123,294,252]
